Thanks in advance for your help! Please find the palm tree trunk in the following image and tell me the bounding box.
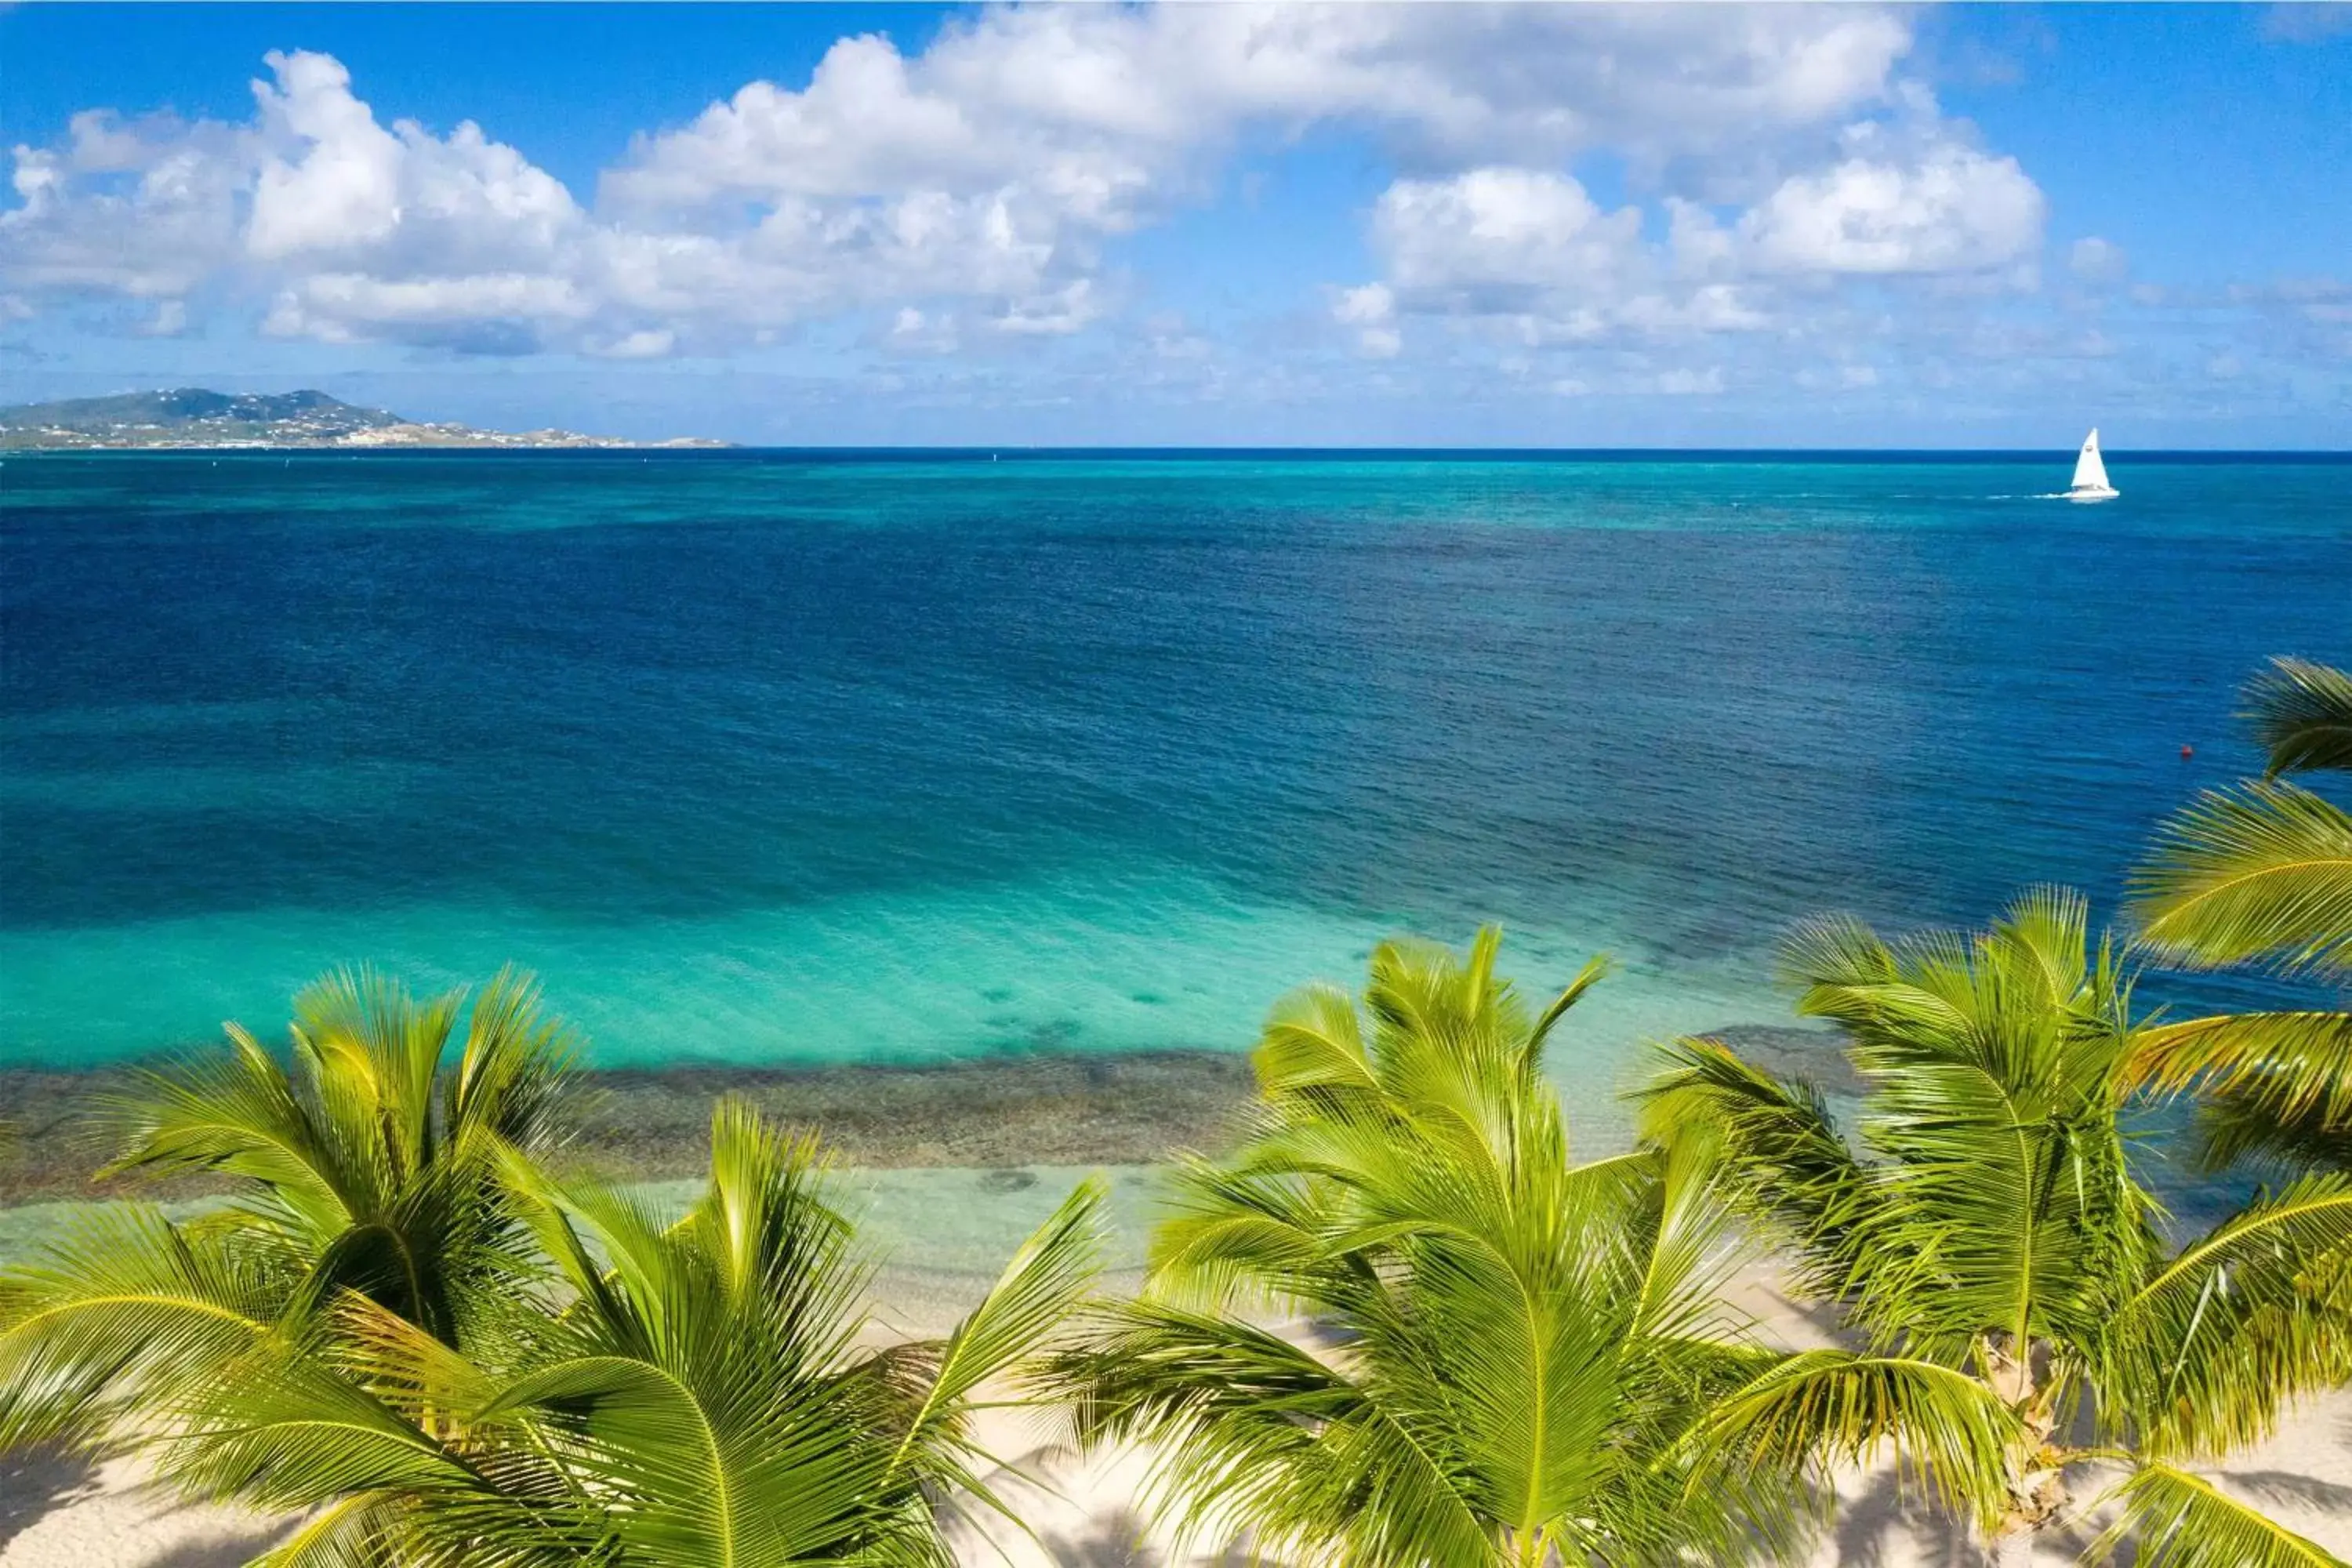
[1986,1340,2063,1568]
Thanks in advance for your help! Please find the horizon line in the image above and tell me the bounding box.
[15,444,2351,459]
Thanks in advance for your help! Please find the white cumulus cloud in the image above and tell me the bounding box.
[2,5,1938,359]
[1333,104,2048,396]
[246,50,412,260]
[1730,135,2045,275]
[1374,169,1646,304]
[2,108,249,299]
[13,0,2216,416]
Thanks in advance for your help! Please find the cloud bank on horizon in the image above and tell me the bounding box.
[3,3,2346,443]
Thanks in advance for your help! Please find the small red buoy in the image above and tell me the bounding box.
[2180,744,2195,760]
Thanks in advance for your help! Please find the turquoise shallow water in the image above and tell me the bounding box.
[2,451,2347,1121]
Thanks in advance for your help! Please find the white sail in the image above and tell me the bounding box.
[2069,428,2114,496]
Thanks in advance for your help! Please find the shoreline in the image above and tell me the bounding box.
[0,1048,1259,1208]
[0,1022,1849,1209]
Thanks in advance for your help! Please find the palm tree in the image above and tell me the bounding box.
[2128,657,2352,1171]
[1643,889,2352,1567]
[140,1098,1105,1567]
[1057,931,2017,1568]
[0,965,578,1455]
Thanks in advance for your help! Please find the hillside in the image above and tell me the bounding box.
[0,388,724,449]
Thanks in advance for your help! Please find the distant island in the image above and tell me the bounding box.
[0,389,728,451]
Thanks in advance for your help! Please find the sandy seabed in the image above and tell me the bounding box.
[0,1051,1259,1208]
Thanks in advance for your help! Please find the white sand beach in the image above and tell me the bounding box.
[5,1166,2349,1568]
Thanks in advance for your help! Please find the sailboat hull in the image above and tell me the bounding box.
[2064,485,2119,502]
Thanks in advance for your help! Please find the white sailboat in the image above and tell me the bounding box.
[2065,427,2118,501]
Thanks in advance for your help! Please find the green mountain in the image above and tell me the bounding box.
[0,389,406,445]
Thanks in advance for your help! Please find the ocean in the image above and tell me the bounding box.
[3,450,2347,1134]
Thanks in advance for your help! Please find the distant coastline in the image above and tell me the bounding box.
[5,394,2344,461]
[19,447,2344,463]
[0,387,728,452]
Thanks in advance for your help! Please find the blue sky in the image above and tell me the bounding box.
[4,3,2347,446]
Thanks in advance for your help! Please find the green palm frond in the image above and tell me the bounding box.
[122,1098,1095,1568]
[2249,658,2352,779]
[1678,892,2352,1562]
[0,1204,281,1450]
[1779,911,1903,993]
[477,1355,907,1566]
[1636,1035,1869,1296]
[1993,884,2096,1006]
[2105,1173,2352,1457]
[674,1098,866,1340]
[1757,892,2159,1356]
[3,970,575,1521]
[1132,1152,1339,1315]
[1356,931,1535,1149]
[1060,1300,1496,1568]
[238,1494,439,1568]
[477,1100,1087,1568]
[1062,932,1839,1566]
[887,1173,1103,1494]
[1685,1352,2022,1534]
[2126,659,2352,1183]
[2129,1011,2352,1171]
[1857,1048,2136,1352]
[2092,1463,2351,1567]
[2130,781,2352,978]
[78,967,582,1345]
[2130,1012,2352,1116]
[291,966,465,1173]
[158,1350,495,1519]
[1253,982,1378,1098]
[2130,702,2352,1170]
[1618,1131,1755,1344]
[445,966,583,1150]
[1777,913,1965,1050]
[1524,951,1612,1074]
[93,1024,358,1234]
[139,1308,615,1568]
[4,977,1091,1566]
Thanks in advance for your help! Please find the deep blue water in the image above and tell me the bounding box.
[2,451,2346,1091]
